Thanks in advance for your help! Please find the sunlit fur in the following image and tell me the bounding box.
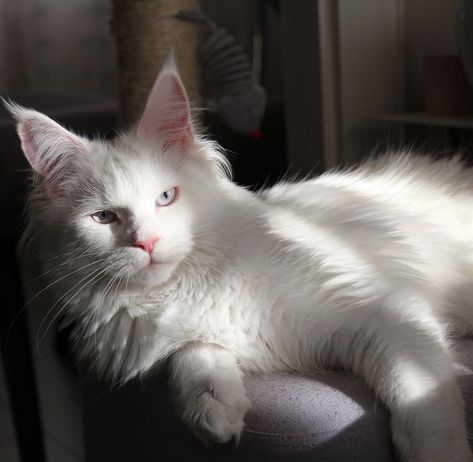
[8,62,473,461]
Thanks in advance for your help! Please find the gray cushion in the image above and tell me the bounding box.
[83,339,473,461]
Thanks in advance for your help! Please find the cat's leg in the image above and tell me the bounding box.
[170,343,250,445]
[337,293,472,462]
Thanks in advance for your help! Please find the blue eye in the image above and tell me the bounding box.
[156,187,178,207]
[91,210,118,224]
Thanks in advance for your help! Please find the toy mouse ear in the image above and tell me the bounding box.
[4,100,89,189]
[136,53,194,154]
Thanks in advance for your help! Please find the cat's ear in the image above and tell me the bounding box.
[4,100,89,185]
[137,54,193,154]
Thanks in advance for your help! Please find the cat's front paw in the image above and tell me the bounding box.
[187,388,250,446]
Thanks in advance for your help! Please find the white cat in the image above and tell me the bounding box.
[7,57,473,462]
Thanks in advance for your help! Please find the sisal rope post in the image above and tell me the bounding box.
[112,0,200,126]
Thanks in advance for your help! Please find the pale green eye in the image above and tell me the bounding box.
[156,187,178,207]
[91,210,118,224]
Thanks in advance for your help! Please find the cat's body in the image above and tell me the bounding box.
[8,59,473,461]
[68,153,473,378]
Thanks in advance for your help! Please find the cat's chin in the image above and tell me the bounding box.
[135,260,177,286]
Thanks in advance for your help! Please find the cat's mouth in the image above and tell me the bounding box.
[148,258,170,268]
[135,252,173,274]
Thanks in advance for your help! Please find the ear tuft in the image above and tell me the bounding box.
[137,54,193,154]
[162,48,177,73]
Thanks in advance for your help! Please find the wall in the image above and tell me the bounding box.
[404,0,457,110]
[0,0,117,97]
[337,0,405,164]
[314,0,460,167]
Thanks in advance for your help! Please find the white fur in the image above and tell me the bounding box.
[8,64,473,461]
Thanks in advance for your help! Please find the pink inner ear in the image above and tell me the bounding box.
[159,114,192,153]
[137,71,193,154]
[18,117,88,178]
[18,122,41,173]
[162,78,191,151]
[169,77,187,103]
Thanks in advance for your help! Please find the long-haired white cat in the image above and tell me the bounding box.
[7,57,473,462]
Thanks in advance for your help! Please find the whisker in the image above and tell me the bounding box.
[27,244,112,285]
[106,269,127,351]
[36,264,108,353]
[5,258,106,361]
[25,250,100,284]
[35,267,103,353]
[25,258,105,309]
[96,268,122,309]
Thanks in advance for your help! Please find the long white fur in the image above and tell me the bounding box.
[7,62,473,461]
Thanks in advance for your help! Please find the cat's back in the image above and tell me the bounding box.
[261,153,473,223]
[256,153,473,292]
[252,153,473,340]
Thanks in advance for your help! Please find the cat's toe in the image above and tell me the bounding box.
[190,392,250,446]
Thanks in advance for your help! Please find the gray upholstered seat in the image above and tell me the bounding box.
[83,339,473,462]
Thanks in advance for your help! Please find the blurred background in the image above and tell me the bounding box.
[1,1,473,461]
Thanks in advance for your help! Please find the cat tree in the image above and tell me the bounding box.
[112,0,199,125]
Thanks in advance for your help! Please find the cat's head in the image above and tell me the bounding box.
[8,57,230,289]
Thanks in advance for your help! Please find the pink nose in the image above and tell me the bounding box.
[133,237,159,254]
